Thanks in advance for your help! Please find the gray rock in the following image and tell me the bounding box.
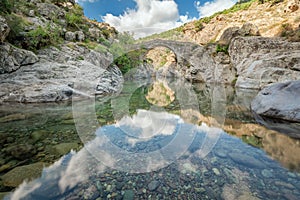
[0,44,121,103]
[31,130,49,142]
[65,31,76,41]
[251,80,300,122]
[2,162,46,187]
[229,37,300,89]
[37,3,65,19]
[6,144,36,159]
[218,23,260,45]
[0,16,10,43]
[218,27,240,45]
[0,43,39,74]
[228,152,265,168]
[89,27,101,40]
[261,169,273,178]
[148,180,160,191]
[240,23,260,36]
[28,10,35,17]
[123,190,134,200]
[49,142,79,156]
[75,31,85,42]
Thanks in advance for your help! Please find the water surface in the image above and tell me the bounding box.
[0,79,300,200]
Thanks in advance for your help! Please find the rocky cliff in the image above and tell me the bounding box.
[0,0,122,103]
[140,0,300,89]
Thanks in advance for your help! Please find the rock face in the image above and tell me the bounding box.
[218,23,260,45]
[251,80,300,122]
[0,16,10,43]
[0,44,122,103]
[0,43,39,74]
[229,37,300,89]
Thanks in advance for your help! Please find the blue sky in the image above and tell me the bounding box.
[76,0,237,38]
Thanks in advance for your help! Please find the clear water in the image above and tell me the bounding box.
[0,79,300,200]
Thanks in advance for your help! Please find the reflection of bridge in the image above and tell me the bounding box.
[130,39,217,82]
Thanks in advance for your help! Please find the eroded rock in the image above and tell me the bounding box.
[0,43,39,74]
[251,80,300,122]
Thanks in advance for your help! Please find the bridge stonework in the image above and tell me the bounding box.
[129,39,217,83]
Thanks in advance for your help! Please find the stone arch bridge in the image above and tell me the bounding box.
[128,39,218,82]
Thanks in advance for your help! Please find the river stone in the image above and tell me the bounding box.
[148,180,160,191]
[6,144,37,159]
[2,162,46,187]
[123,190,134,200]
[228,152,265,168]
[50,142,79,156]
[31,130,49,142]
[212,168,221,176]
[251,80,300,122]
[261,169,273,178]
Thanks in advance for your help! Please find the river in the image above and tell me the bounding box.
[0,79,299,199]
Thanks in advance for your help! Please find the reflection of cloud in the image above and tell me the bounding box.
[10,182,41,200]
[116,109,181,145]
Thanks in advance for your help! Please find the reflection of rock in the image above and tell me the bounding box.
[263,131,300,171]
[6,144,36,159]
[48,142,79,156]
[0,113,25,123]
[146,81,175,106]
[228,152,265,168]
[2,162,46,187]
[251,80,300,122]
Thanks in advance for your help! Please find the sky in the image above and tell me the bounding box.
[75,0,237,38]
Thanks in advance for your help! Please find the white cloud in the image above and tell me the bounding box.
[195,0,237,18]
[102,0,195,38]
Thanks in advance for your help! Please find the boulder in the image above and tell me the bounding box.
[0,44,122,103]
[2,162,46,187]
[251,80,300,122]
[75,31,85,42]
[0,43,39,74]
[37,3,65,19]
[218,23,260,45]
[0,16,10,43]
[218,27,240,45]
[5,144,37,159]
[88,27,101,40]
[229,37,300,89]
[49,142,79,156]
[65,31,76,41]
[239,23,260,36]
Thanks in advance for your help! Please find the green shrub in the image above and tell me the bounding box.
[5,14,30,47]
[66,13,83,27]
[65,4,84,28]
[194,20,204,32]
[0,0,14,14]
[216,44,229,54]
[25,24,62,51]
[98,37,111,47]
[114,49,146,74]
